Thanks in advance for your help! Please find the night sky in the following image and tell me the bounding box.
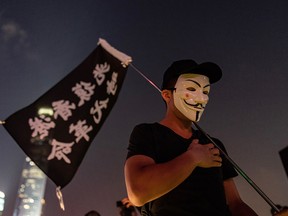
[0,1,288,215]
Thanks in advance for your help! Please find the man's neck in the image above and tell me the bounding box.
[159,116,192,139]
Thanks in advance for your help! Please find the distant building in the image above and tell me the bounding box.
[13,157,47,216]
[0,191,5,216]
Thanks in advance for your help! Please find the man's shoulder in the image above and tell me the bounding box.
[134,122,159,130]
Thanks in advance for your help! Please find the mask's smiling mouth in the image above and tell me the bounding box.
[183,100,205,111]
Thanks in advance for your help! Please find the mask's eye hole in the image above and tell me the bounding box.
[203,90,209,95]
[187,87,196,91]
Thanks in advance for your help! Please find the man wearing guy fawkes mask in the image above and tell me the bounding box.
[173,73,210,122]
[124,60,257,216]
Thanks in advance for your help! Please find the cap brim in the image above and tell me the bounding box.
[182,62,222,84]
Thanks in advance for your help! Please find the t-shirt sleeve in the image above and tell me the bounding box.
[213,138,238,180]
[126,123,156,160]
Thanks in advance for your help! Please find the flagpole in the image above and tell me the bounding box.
[192,121,280,213]
[130,63,161,93]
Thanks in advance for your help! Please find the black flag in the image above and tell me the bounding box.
[3,38,132,189]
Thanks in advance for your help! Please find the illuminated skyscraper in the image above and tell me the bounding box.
[13,157,47,216]
[0,191,5,216]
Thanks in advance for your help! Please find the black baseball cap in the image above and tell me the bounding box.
[161,59,222,90]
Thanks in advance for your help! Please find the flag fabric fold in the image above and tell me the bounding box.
[3,38,131,189]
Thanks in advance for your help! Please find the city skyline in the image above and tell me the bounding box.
[13,157,47,216]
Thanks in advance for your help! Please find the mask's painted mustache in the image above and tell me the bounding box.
[184,100,206,109]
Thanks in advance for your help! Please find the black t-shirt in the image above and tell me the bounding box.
[127,123,238,216]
